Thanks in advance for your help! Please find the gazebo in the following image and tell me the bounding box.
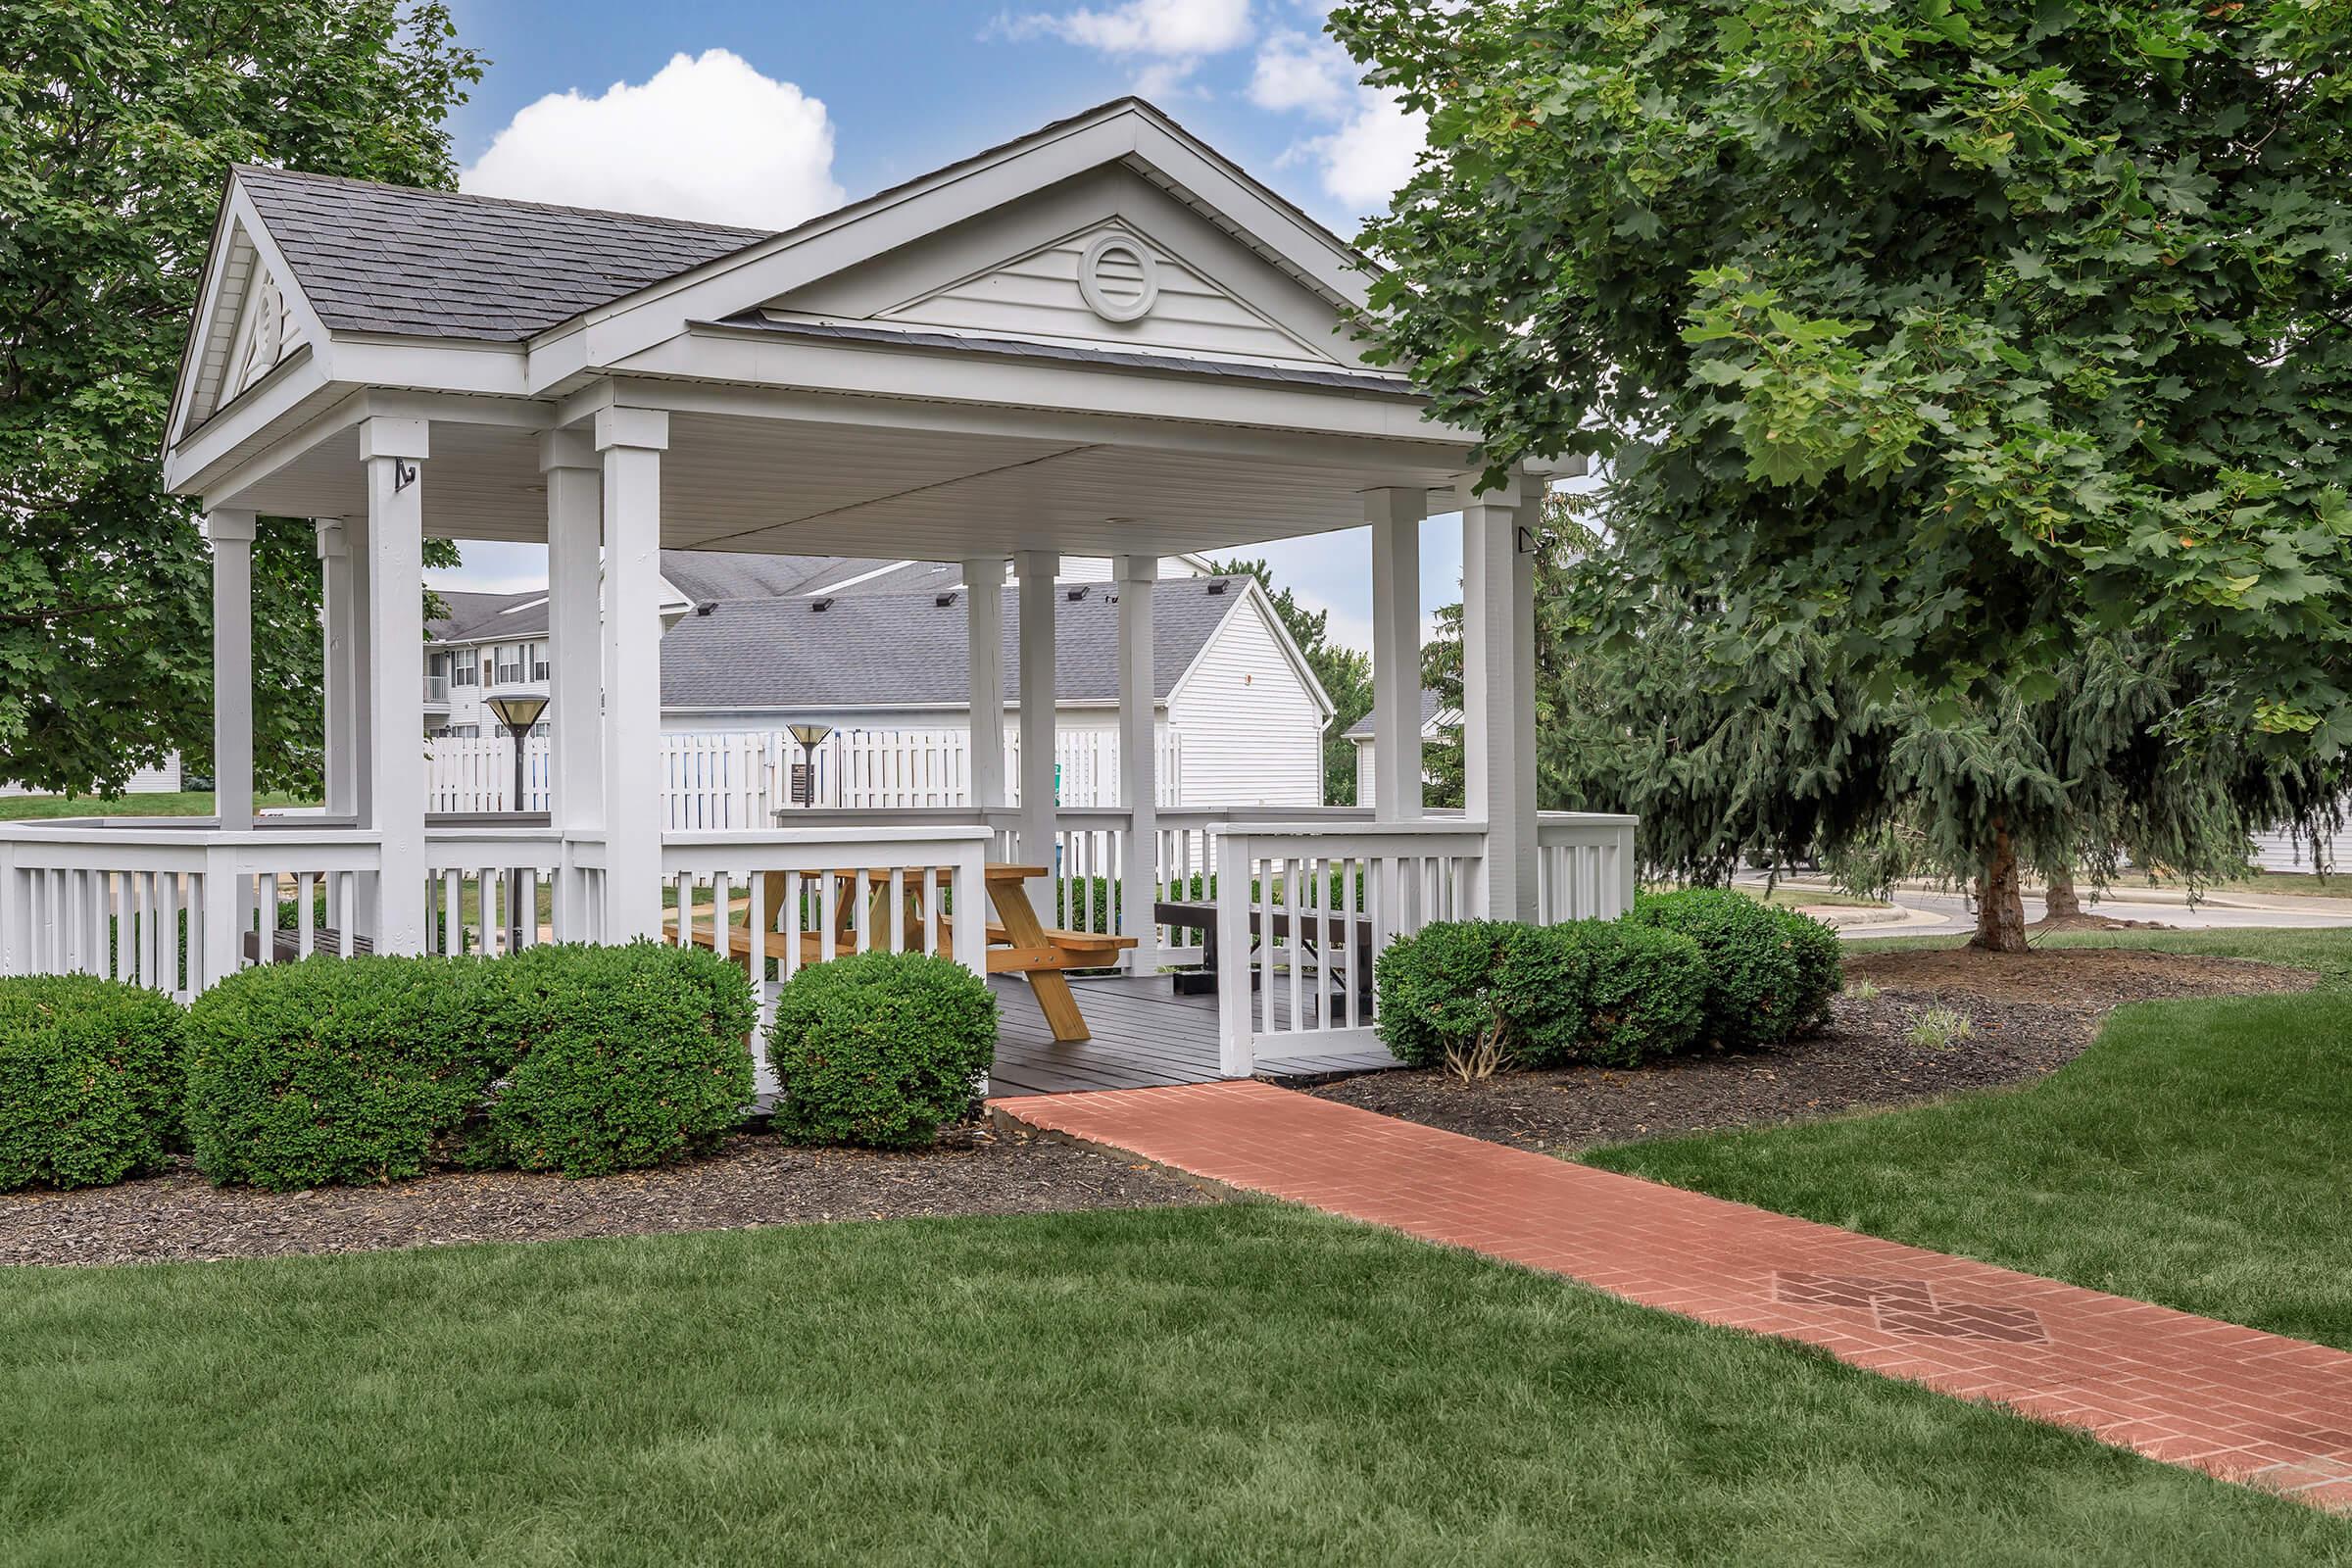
[0,99,1635,1081]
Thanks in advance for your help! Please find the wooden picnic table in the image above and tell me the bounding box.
[1153,899,1376,1005]
[663,862,1133,1044]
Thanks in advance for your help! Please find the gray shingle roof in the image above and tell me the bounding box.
[235,166,768,340]
[1344,687,1445,739]
[427,589,547,643]
[661,577,1246,710]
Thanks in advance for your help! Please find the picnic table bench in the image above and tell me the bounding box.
[663,862,1132,1043]
[1153,899,1376,1006]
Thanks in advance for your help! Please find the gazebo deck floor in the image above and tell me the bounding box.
[986,972,1396,1098]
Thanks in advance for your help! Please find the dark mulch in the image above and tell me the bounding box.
[0,1125,1214,1269]
[1309,948,2319,1156]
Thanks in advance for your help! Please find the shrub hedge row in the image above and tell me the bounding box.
[0,975,186,1192]
[0,936,995,1193]
[1375,890,1838,1073]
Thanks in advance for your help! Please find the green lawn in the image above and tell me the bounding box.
[0,790,313,821]
[1590,928,2352,1351]
[2,1205,2342,1567]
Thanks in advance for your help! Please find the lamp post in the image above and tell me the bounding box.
[788,722,833,808]
[486,693,549,953]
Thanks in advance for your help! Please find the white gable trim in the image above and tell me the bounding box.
[527,100,1377,396]
[165,179,338,452]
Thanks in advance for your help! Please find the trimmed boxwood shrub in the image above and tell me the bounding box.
[183,956,514,1190]
[487,941,759,1178]
[1554,919,1707,1067]
[1374,920,1583,1074]
[766,951,997,1149]
[0,975,187,1191]
[1630,889,1841,1050]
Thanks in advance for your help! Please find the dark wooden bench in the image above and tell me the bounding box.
[1152,900,1374,1004]
[243,927,376,963]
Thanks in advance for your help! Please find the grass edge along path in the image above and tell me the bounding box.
[1587,929,2352,1354]
[4,1204,2345,1567]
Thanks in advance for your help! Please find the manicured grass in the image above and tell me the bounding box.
[2202,870,2349,901]
[2,1205,2340,1566]
[0,790,312,821]
[1590,929,2352,1351]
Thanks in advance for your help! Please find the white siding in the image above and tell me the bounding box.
[3,755,182,798]
[2251,821,2340,874]
[1353,736,1376,809]
[876,223,1338,367]
[1166,595,1326,808]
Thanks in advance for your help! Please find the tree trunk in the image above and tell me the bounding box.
[1970,823,2032,954]
[2043,863,2082,920]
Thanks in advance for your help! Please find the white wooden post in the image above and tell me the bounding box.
[1115,555,1159,971]
[1215,830,1253,1077]
[315,519,356,818]
[1014,550,1058,872]
[1367,488,1426,821]
[542,429,603,937]
[361,416,429,951]
[0,840,22,977]
[1459,473,1540,920]
[597,406,667,940]
[964,556,1007,815]
[206,510,256,831]
[199,842,240,989]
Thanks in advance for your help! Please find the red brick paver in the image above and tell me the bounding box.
[997,1079,2352,1513]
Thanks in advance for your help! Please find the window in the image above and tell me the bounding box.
[494,643,524,685]
[452,654,477,687]
[529,640,550,683]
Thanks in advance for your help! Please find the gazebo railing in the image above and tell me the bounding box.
[0,824,383,1001]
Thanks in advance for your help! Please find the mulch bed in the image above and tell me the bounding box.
[1308,948,2320,1156]
[0,1124,1213,1269]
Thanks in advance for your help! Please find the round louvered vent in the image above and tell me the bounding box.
[1078,233,1158,323]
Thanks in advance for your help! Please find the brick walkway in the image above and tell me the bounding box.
[997,1079,2352,1513]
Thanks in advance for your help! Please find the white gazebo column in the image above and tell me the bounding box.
[1115,555,1158,971]
[1014,550,1059,872]
[541,431,604,934]
[963,556,1007,815]
[1366,488,1426,821]
[595,408,667,940]
[359,417,430,951]
[206,509,257,831]
[314,520,357,819]
[1458,473,1540,920]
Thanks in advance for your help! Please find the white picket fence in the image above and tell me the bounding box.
[427,727,1183,825]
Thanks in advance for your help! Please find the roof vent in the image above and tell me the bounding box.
[1066,585,1090,602]
[1205,580,1229,595]
[694,601,716,617]
[810,597,833,612]
[935,591,956,608]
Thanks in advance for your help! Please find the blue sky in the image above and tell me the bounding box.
[433,0,1465,653]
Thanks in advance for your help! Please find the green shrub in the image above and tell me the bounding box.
[1630,889,1841,1050]
[1554,920,1707,1067]
[486,942,759,1178]
[0,975,186,1191]
[766,952,996,1149]
[183,956,514,1190]
[1374,920,1582,1076]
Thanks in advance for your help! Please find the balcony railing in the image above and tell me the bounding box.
[423,672,450,705]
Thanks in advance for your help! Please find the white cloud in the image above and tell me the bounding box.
[1005,0,1253,57]
[1304,92,1426,211]
[1247,28,1351,117]
[460,49,845,229]
[1247,11,1424,214]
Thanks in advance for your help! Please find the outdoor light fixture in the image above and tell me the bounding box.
[486,693,549,952]
[788,722,833,808]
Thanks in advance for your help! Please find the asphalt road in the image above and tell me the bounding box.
[1833,887,2352,941]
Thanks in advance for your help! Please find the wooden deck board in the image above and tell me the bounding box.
[985,972,1396,1098]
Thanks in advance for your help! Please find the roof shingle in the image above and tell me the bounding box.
[235,166,769,340]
